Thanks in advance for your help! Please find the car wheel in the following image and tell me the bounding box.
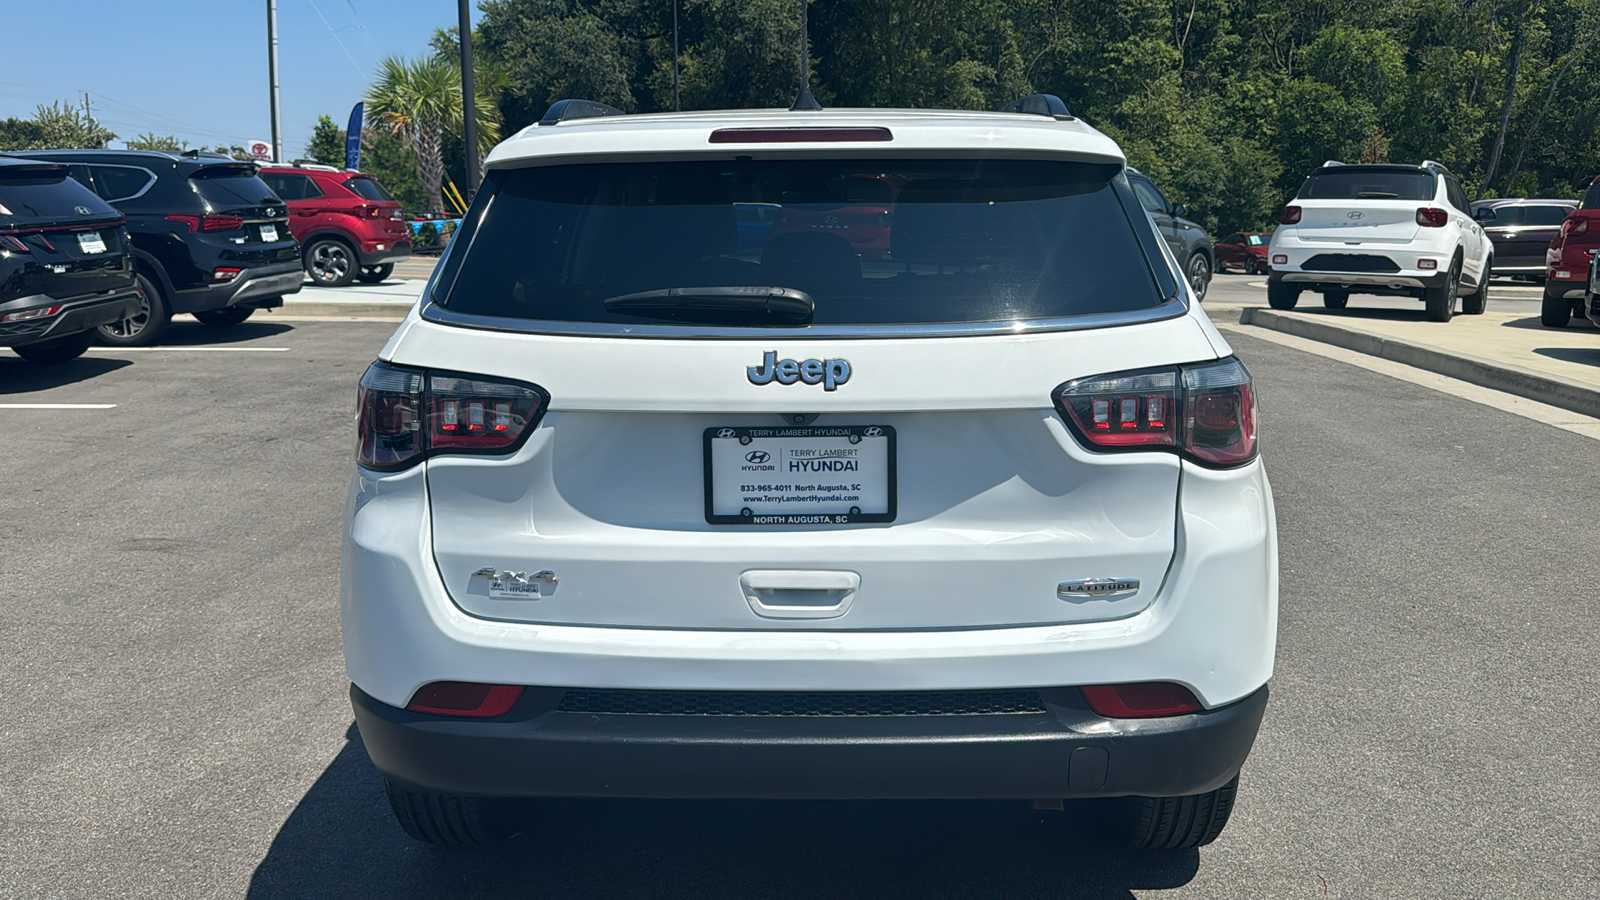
[1461,266,1490,316]
[1424,260,1459,322]
[305,238,357,287]
[356,264,394,284]
[384,779,524,846]
[193,307,255,327]
[1186,252,1211,301]
[1266,281,1300,310]
[1322,290,1349,310]
[1108,774,1240,850]
[12,329,94,364]
[1541,284,1572,327]
[98,273,171,346]
[1250,259,1268,276]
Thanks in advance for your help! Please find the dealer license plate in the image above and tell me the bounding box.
[76,231,106,254]
[259,224,279,242]
[704,425,896,525]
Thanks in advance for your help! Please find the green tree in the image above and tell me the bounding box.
[368,55,500,214]
[125,132,184,151]
[0,101,115,150]
[306,114,346,166]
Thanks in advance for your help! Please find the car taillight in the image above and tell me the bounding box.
[1416,207,1449,227]
[1081,683,1203,718]
[211,267,241,283]
[357,361,549,471]
[1055,357,1256,467]
[1279,205,1301,225]
[1563,218,1588,236]
[0,305,61,323]
[165,213,245,232]
[0,234,31,253]
[406,682,524,717]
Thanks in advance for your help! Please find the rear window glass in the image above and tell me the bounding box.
[1582,183,1600,210]
[1521,204,1573,225]
[1299,169,1435,201]
[190,166,278,208]
[344,177,393,201]
[438,159,1165,329]
[0,165,114,226]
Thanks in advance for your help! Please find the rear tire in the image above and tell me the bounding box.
[97,273,170,346]
[13,329,94,363]
[1424,260,1459,322]
[305,237,357,287]
[1186,253,1211,301]
[1461,267,1489,316]
[1541,285,1573,327]
[383,780,523,846]
[1321,290,1348,310]
[193,307,254,327]
[356,264,394,284]
[1113,775,1240,850]
[1266,282,1300,310]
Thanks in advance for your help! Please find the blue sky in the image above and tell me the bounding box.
[0,0,482,159]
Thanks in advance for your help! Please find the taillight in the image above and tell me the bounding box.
[709,127,893,143]
[406,682,524,717]
[1563,218,1589,236]
[1416,207,1449,227]
[0,235,31,253]
[211,267,241,283]
[165,213,245,232]
[1055,357,1257,467]
[0,305,62,323]
[1081,683,1203,718]
[357,361,549,471]
[1279,205,1301,225]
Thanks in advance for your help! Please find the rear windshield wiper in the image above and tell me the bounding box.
[603,286,814,325]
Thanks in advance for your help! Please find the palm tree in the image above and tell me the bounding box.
[368,56,499,215]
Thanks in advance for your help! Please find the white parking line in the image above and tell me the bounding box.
[0,403,117,409]
[84,347,291,352]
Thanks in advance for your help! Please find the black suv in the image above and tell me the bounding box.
[1125,167,1215,301]
[4,150,303,345]
[0,158,140,364]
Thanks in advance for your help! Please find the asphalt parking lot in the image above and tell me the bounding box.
[3,281,1598,898]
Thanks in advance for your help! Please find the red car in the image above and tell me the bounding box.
[259,164,411,287]
[1539,178,1600,326]
[766,174,900,261]
[1214,232,1272,274]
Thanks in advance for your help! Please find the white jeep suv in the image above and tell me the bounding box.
[342,95,1277,850]
[1267,161,1493,321]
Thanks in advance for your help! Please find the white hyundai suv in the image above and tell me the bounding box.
[1267,161,1493,321]
[342,95,1277,850]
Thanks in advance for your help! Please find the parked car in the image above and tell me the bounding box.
[1587,249,1600,328]
[1215,232,1272,274]
[0,157,140,363]
[1124,167,1214,300]
[5,149,302,345]
[1468,198,1574,280]
[1539,177,1600,327]
[344,96,1275,850]
[765,173,900,261]
[1267,160,1492,321]
[259,163,411,287]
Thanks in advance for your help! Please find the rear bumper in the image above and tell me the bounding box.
[0,288,141,348]
[167,261,304,313]
[353,682,1268,800]
[358,238,411,267]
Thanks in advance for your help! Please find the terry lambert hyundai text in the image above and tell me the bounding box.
[341,94,1277,850]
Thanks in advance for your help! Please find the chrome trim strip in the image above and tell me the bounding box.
[418,294,1189,340]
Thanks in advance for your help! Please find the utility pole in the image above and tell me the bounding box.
[673,0,680,111]
[267,0,282,162]
[459,0,479,195]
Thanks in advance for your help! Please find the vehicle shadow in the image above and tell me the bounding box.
[245,725,1199,900]
[0,355,131,393]
[1533,346,1600,367]
[155,320,296,345]
[1499,315,1596,331]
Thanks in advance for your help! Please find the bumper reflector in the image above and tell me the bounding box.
[1418,259,1438,270]
[406,681,524,717]
[1081,682,1203,718]
[1272,254,1287,265]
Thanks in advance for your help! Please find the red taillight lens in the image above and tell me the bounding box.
[1081,683,1203,718]
[1279,205,1301,225]
[1055,358,1256,467]
[211,267,241,283]
[709,127,893,143]
[357,362,549,470]
[0,305,62,323]
[0,235,31,253]
[165,213,244,232]
[406,682,524,717]
[1416,207,1449,227]
[1564,218,1589,236]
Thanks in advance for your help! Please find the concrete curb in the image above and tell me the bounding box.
[1240,307,1600,420]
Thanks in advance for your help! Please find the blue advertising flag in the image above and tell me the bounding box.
[345,102,364,170]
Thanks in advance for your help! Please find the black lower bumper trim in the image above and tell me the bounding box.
[0,290,141,348]
[352,683,1268,800]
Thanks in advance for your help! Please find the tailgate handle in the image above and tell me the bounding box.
[740,570,859,620]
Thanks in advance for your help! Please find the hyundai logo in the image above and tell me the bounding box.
[74,205,92,215]
[863,426,883,437]
[745,450,771,464]
[1347,211,1365,220]
[717,428,738,439]
[266,207,278,217]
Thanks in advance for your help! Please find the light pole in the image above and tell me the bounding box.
[459,0,479,195]
[673,0,680,111]
[267,0,282,162]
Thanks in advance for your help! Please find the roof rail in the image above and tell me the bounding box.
[1320,160,1346,167]
[999,94,1074,121]
[538,99,624,127]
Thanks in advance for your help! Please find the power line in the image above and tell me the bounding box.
[306,0,369,80]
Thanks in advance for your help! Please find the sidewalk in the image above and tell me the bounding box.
[1222,303,1600,420]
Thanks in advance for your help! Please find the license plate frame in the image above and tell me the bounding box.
[703,425,897,526]
[76,231,107,254]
